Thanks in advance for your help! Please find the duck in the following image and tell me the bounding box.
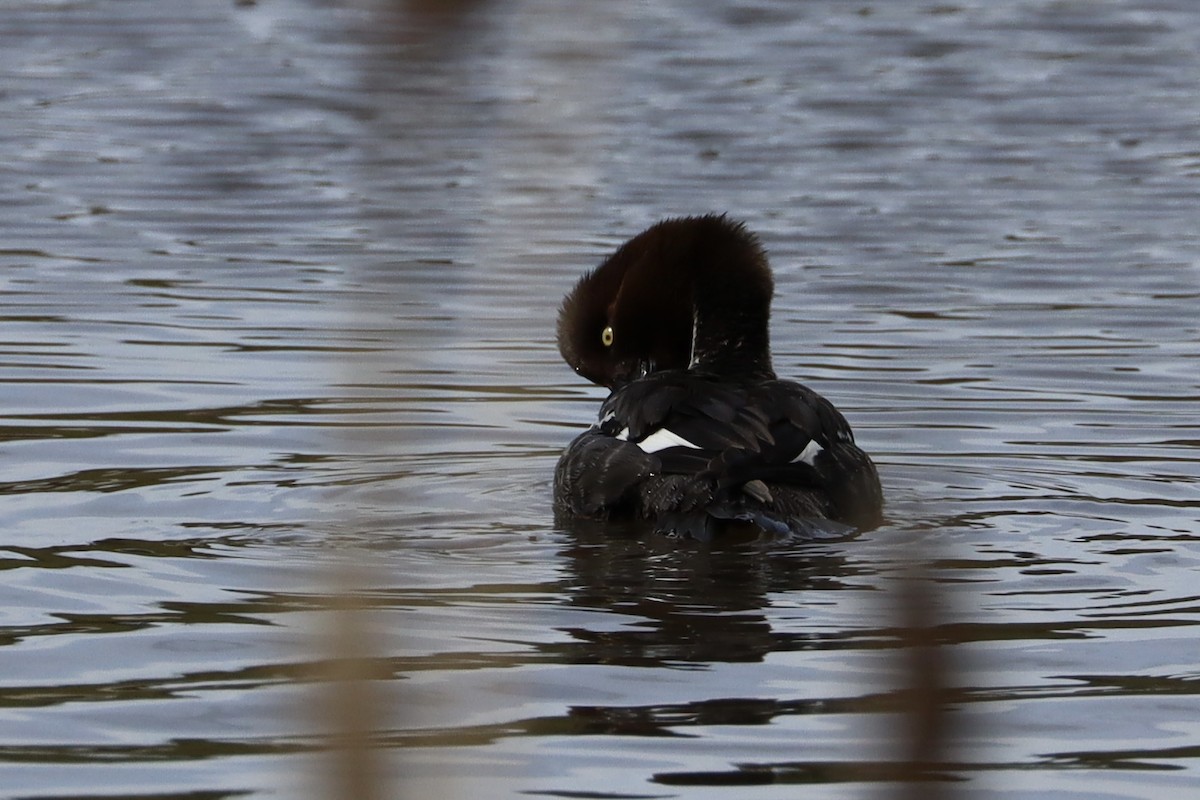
[554,214,883,540]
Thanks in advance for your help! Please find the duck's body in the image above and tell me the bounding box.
[554,215,882,540]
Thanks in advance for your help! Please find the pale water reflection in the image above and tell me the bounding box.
[2,1,1199,799]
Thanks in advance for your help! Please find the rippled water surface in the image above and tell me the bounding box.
[3,1,1199,798]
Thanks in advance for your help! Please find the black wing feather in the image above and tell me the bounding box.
[557,370,881,537]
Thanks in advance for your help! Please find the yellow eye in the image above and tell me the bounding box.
[601,325,614,347]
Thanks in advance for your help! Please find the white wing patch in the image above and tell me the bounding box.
[791,439,824,466]
[636,427,701,454]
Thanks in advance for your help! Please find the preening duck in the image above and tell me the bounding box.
[554,215,882,540]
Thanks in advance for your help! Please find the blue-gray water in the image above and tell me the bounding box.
[2,1,1199,798]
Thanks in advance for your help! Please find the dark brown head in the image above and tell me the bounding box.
[557,214,775,389]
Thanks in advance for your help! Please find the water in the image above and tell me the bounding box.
[2,1,1199,797]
